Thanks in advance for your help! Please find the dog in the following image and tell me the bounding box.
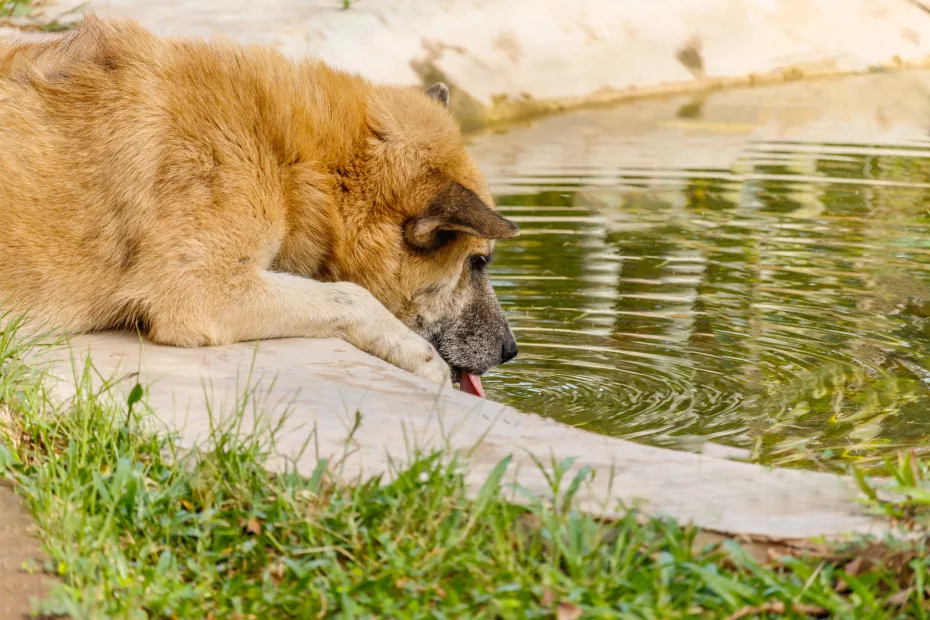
[0,15,520,389]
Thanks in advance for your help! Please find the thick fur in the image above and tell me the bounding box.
[0,15,520,383]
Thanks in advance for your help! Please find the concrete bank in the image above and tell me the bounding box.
[466,67,930,195]
[36,333,888,543]
[8,0,930,129]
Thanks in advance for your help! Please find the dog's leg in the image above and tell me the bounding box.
[145,270,451,385]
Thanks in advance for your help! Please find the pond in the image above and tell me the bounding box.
[471,71,930,470]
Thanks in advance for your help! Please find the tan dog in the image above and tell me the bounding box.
[0,15,520,389]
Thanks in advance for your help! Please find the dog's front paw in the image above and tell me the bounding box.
[408,342,451,386]
[338,292,452,385]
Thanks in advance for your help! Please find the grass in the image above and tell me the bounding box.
[0,0,83,32]
[0,0,33,18]
[853,450,930,528]
[1,321,930,617]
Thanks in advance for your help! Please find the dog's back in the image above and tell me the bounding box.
[0,17,312,333]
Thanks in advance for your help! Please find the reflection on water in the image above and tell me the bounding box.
[474,74,930,469]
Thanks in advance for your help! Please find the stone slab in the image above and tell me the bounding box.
[33,332,887,542]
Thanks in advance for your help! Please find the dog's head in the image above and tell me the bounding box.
[340,82,519,380]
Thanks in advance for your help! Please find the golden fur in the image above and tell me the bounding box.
[0,15,519,383]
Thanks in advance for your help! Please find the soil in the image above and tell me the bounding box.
[0,482,55,619]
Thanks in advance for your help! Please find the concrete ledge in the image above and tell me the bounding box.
[67,0,930,129]
[35,333,889,543]
[466,67,930,195]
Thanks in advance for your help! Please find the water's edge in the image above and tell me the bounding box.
[473,70,930,470]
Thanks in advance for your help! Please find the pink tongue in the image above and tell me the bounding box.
[460,372,485,398]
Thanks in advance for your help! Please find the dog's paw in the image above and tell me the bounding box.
[418,352,451,385]
[405,341,451,385]
[391,333,450,385]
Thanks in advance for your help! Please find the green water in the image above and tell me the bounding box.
[479,98,930,469]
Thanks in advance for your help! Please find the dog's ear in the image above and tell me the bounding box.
[406,182,519,251]
[426,82,450,108]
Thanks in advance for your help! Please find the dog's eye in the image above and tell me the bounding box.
[470,254,492,271]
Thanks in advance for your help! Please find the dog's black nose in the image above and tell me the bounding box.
[501,333,518,364]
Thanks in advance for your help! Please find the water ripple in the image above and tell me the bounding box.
[479,124,930,466]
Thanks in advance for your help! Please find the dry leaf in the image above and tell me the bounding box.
[908,449,920,484]
[520,513,542,531]
[885,588,913,607]
[540,588,557,607]
[766,548,785,566]
[180,499,194,512]
[556,602,582,620]
[245,518,261,535]
[726,601,827,620]
[843,557,864,578]
[794,603,829,616]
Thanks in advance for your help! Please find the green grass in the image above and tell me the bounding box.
[0,0,32,18]
[853,450,930,528]
[1,321,930,618]
[0,0,82,32]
